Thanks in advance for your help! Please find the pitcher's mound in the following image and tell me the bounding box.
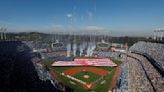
[83,75,90,78]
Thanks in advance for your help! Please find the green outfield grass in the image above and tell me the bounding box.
[94,68,116,92]
[51,68,116,92]
[113,59,122,65]
[42,59,121,92]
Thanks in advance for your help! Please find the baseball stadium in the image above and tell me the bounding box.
[44,57,122,92]
[0,0,164,92]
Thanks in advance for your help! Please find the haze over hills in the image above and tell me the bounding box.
[0,0,164,36]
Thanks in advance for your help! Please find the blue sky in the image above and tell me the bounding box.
[0,0,164,36]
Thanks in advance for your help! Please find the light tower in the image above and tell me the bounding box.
[3,28,7,40]
[153,30,157,40]
[0,27,7,40]
[161,30,163,40]
[0,27,3,40]
[154,28,164,41]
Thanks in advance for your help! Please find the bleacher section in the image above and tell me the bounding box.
[116,42,164,92]
[116,64,128,92]
[129,41,164,70]
[128,53,164,92]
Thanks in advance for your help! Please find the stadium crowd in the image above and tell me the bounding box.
[129,53,164,92]
[116,63,128,92]
[127,56,155,92]
[116,41,164,92]
[93,51,120,59]
[116,54,155,92]
[129,41,164,69]
[32,58,66,91]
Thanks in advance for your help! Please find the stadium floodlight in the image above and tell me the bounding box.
[161,32,163,40]
[0,27,4,40]
[153,31,156,40]
[3,28,7,40]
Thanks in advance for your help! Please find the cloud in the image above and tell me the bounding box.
[66,13,73,18]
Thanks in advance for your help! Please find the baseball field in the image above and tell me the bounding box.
[43,59,121,92]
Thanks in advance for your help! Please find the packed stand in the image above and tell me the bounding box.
[129,53,164,92]
[127,56,154,92]
[93,51,120,59]
[116,54,154,92]
[129,41,164,69]
[116,63,129,92]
